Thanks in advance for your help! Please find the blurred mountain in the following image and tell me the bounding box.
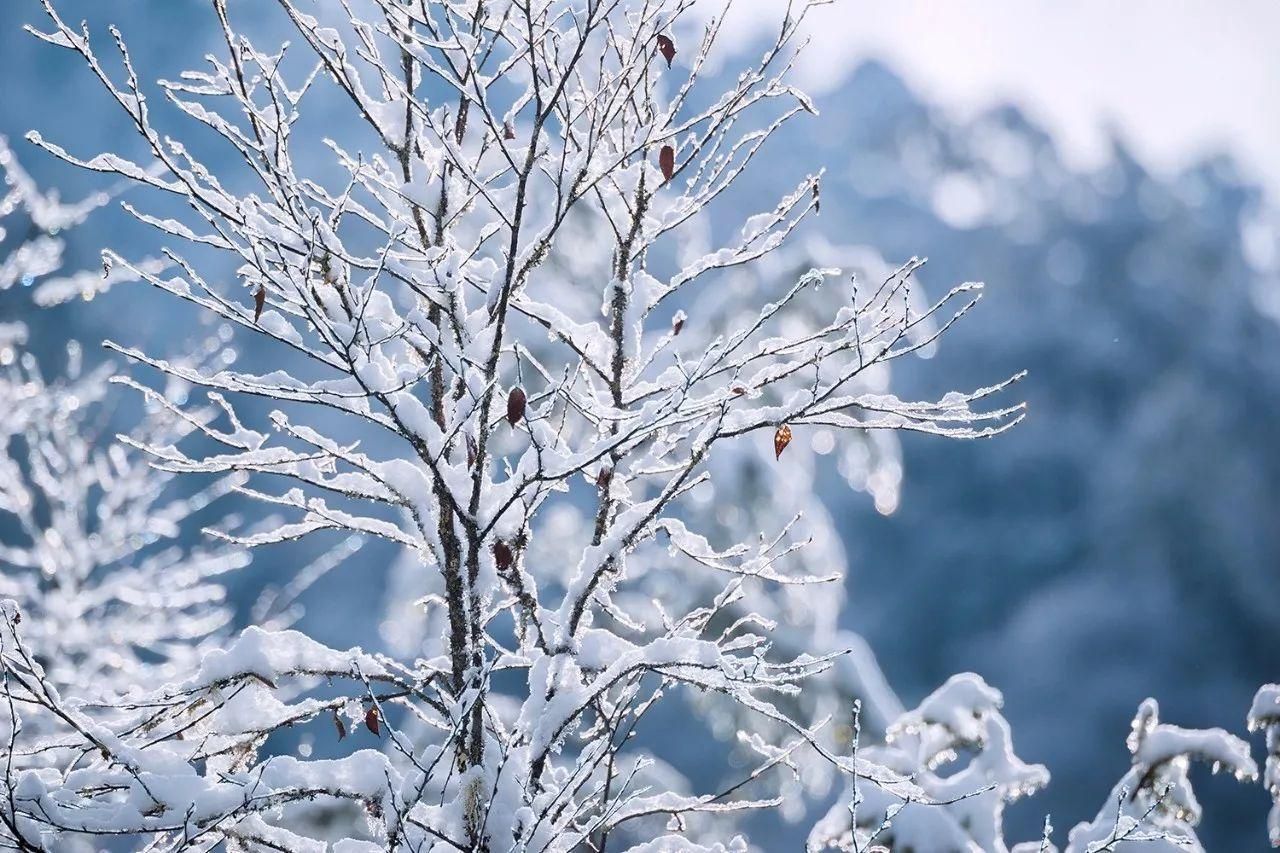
[783,61,1280,849]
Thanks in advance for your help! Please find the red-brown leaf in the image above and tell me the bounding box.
[657,34,676,68]
[334,712,347,741]
[493,540,514,573]
[596,466,613,490]
[253,285,266,324]
[365,706,381,737]
[672,313,685,336]
[506,386,527,426]
[503,121,516,140]
[774,424,793,460]
[659,145,675,184]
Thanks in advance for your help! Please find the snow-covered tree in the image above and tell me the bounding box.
[2,0,1029,848]
[0,136,264,851]
[778,64,1280,846]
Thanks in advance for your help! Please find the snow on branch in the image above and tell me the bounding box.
[0,134,164,304]
[1250,684,1280,847]
[1065,698,1258,852]
[11,0,1027,848]
[808,674,1049,853]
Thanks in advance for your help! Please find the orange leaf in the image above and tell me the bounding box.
[774,424,792,460]
[365,706,381,737]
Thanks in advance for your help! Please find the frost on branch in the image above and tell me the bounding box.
[1249,684,1280,847]
[1065,698,1258,852]
[808,674,1049,853]
[17,0,1024,847]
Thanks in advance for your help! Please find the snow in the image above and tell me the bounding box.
[1065,699,1257,853]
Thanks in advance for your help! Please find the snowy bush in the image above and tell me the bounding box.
[0,137,258,847]
[0,340,249,713]
[0,132,253,739]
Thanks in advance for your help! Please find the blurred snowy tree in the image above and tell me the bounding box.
[768,61,1280,849]
[0,136,255,823]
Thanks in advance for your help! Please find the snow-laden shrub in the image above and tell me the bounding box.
[1065,698,1257,852]
[0,342,248,710]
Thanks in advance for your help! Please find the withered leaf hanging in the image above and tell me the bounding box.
[333,712,347,741]
[493,540,514,573]
[507,386,527,426]
[503,121,516,140]
[774,424,793,460]
[657,34,676,67]
[253,285,266,324]
[659,145,675,183]
[365,706,381,737]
